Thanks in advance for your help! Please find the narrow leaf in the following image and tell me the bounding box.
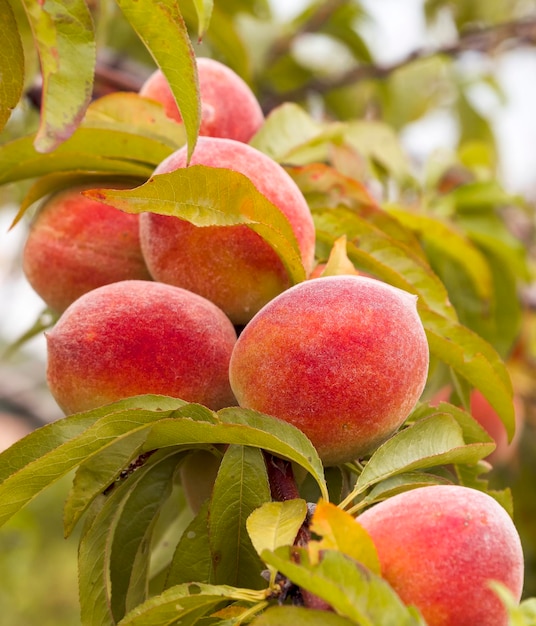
[0,127,171,186]
[110,454,181,621]
[115,0,200,161]
[85,166,307,285]
[118,583,265,626]
[84,92,186,149]
[0,0,24,132]
[387,207,493,301]
[192,0,214,39]
[354,414,495,495]
[421,306,515,439]
[21,0,96,152]
[166,500,214,586]
[63,429,151,537]
[208,445,271,588]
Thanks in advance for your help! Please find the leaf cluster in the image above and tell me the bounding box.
[1,0,535,624]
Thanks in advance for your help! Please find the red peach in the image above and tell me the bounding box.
[228,275,429,465]
[358,485,524,626]
[46,280,237,414]
[139,136,316,325]
[139,57,264,143]
[22,184,151,313]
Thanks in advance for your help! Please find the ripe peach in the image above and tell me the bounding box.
[228,275,429,465]
[22,184,151,313]
[139,136,316,325]
[358,485,524,626]
[46,280,237,414]
[139,57,264,143]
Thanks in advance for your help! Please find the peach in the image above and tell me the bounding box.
[46,280,237,414]
[358,485,524,626]
[139,57,264,143]
[228,275,429,465]
[139,136,316,325]
[22,184,151,313]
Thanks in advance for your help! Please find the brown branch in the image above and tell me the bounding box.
[262,15,536,104]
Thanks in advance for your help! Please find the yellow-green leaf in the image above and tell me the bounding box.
[309,501,380,574]
[0,0,24,133]
[116,0,200,161]
[86,166,307,285]
[21,0,96,152]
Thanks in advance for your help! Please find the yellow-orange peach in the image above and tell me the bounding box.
[139,57,264,143]
[23,184,151,313]
[229,275,429,465]
[46,280,237,414]
[358,485,524,626]
[139,136,316,325]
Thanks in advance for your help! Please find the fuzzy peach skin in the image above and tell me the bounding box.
[358,485,524,626]
[228,275,429,465]
[23,184,151,313]
[139,136,316,325]
[139,57,264,143]
[46,280,237,415]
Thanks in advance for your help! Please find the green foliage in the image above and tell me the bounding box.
[1,0,534,623]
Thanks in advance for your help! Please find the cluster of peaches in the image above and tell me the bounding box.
[22,57,524,625]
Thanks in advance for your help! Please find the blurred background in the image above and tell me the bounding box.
[2,0,536,623]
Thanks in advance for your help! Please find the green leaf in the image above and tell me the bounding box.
[192,0,214,39]
[78,492,123,626]
[0,0,24,133]
[344,120,412,183]
[313,209,455,320]
[0,128,165,187]
[387,207,493,301]
[353,413,495,496]
[249,103,325,163]
[0,397,188,527]
[421,306,516,440]
[209,445,270,588]
[251,606,358,626]
[84,92,186,149]
[142,407,328,500]
[166,500,214,586]
[247,499,307,560]
[86,166,307,285]
[11,171,146,230]
[357,471,453,511]
[63,429,151,537]
[118,583,265,626]
[262,547,425,625]
[110,453,181,622]
[20,0,96,152]
[115,0,200,161]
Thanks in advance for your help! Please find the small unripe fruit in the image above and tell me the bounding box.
[46,280,237,414]
[139,57,264,143]
[22,184,151,313]
[229,275,429,465]
[140,136,316,324]
[358,485,524,626]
